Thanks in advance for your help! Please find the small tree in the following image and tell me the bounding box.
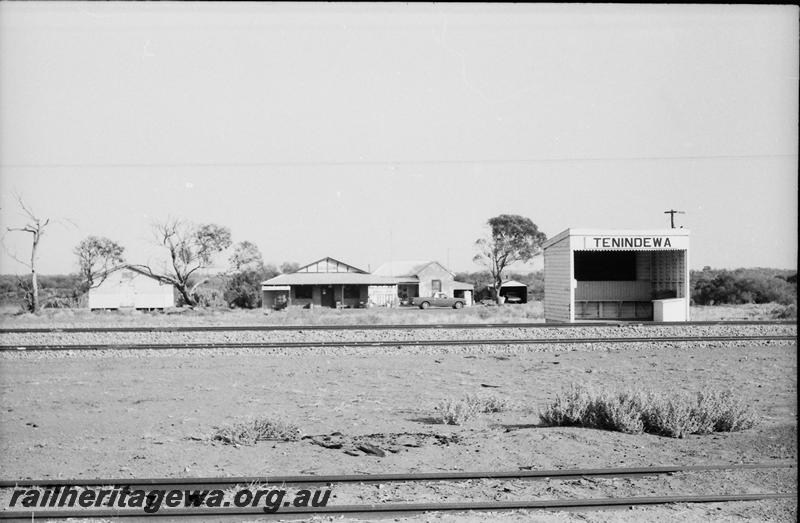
[224,241,275,309]
[229,241,265,272]
[131,219,232,306]
[473,214,547,304]
[280,261,300,274]
[74,236,126,294]
[3,196,50,312]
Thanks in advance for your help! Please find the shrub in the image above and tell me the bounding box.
[773,304,797,320]
[589,390,646,434]
[434,393,514,425]
[476,394,513,413]
[540,385,758,438]
[212,417,301,446]
[191,287,227,308]
[538,384,593,427]
[692,269,796,306]
[435,397,482,425]
[638,391,707,438]
[224,270,263,309]
[700,390,759,432]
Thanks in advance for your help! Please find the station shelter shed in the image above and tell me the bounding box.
[543,229,690,322]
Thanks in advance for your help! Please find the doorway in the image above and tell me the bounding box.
[320,285,335,308]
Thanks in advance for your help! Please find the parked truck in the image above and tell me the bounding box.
[412,292,465,309]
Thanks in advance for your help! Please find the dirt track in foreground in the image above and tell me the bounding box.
[0,338,796,521]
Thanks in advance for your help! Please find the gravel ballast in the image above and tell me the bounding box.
[0,324,794,360]
[0,324,795,347]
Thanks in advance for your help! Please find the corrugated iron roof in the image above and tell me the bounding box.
[372,260,432,277]
[262,273,401,286]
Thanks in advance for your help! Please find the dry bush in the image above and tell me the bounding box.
[638,391,708,438]
[435,397,482,425]
[476,394,513,413]
[589,390,646,434]
[213,417,301,446]
[698,390,759,432]
[540,384,758,438]
[434,393,515,425]
[538,384,594,427]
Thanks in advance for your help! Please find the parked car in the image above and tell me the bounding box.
[412,292,466,309]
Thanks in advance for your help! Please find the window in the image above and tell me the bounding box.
[574,251,637,281]
[431,279,442,292]
[343,285,360,299]
[294,285,313,299]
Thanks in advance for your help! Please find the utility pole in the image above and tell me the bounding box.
[664,209,685,229]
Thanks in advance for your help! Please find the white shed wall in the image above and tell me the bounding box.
[544,236,572,322]
[88,270,175,309]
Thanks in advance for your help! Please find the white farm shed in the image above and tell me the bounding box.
[543,229,690,322]
[88,268,176,310]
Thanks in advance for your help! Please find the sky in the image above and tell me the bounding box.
[0,3,797,275]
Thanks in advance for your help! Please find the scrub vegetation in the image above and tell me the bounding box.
[539,384,759,438]
[212,417,301,446]
[691,268,796,307]
[434,394,513,425]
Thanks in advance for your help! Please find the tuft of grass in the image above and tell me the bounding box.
[540,384,758,438]
[213,417,301,446]
[434,394,513,425]
[435,397,481,425]
[476,394,513,413]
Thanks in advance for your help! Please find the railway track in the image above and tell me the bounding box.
[1,463,795,520]
[1,334,795,352]
[0,319,794,334]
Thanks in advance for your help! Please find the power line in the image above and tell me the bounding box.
[0,153,795,169]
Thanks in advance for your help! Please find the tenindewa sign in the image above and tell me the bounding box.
[578,235,689,250]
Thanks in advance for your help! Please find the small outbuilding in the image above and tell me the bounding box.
[499,280,528,304]
[88,267,176,310]
[543,229,690,322]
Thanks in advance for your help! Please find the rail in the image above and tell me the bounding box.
[0,319,795,334]
[1,463,795,520]
[1,334,795,352]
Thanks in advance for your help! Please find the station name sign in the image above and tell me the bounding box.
[579,235,688,250]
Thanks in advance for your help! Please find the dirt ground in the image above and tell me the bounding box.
[0,334,796,521]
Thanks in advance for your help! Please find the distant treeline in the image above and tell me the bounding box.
[691,267,796,306]
[0,274,83,308]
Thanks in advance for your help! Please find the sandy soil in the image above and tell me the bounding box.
[0,333,796,521]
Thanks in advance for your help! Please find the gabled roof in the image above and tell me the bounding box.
[294,256,368,274]
[372,260,454,278]
[501,280,528,288]
[262,272,400,286]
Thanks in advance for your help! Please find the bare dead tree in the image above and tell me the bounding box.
[129,218,232,306]
[4,195,51,312]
